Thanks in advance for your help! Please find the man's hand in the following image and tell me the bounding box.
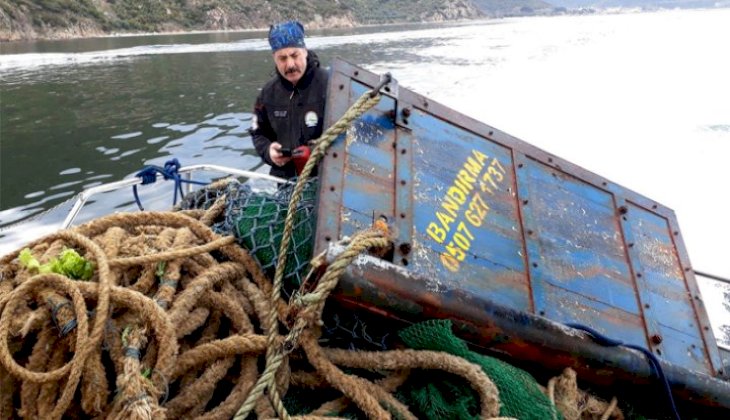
[269,142,291,167]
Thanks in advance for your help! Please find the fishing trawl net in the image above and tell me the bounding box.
[398,319,561,420]
[178,177,318,288]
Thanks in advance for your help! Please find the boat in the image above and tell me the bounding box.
[1,57,728,419]
[313,58,730,417]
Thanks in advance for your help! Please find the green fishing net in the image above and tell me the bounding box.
[397,319,560,420]
[178,178,318,288]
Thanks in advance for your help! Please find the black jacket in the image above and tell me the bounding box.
[251,51,328,179]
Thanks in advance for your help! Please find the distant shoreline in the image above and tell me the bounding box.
[3,7,722,44]
[1,17,483,44]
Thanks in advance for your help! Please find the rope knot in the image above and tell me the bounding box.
[123,346,142,360]
[132,158,207,210]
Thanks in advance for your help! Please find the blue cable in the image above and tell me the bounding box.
[132,158,207,210]
[566,323,681,420]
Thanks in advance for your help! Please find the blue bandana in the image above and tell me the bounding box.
[268,21,306,52]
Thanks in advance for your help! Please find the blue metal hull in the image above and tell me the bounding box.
[315,58,730,414]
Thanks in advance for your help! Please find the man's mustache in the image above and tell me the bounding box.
[285,66,300,75]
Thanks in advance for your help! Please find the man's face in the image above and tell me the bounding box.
[273,47,308,85]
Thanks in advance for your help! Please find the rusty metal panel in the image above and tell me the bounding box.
[622,201,720,374]
[515,156,649,351]
[316,58,724,382]
[405,108,531,310]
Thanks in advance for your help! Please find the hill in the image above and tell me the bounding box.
[0,0,485,41]
[472,0,557,17]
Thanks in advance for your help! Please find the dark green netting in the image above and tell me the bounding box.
[178,178,318,289]
[397,319,560,420]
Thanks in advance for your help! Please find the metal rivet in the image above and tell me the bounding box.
[354,71,359,76]
[325,236,331,242]
[651,334,663,345]
[522,200,529,205]
[637,273,642,278]
[339,84,344,90]
[329,186,335,192]
[400,180,406,186]
[532,262,538,268]
[401,149,407,155]
[400,213,406,219]
[399,243,412,255]
[618,206,628,215]
[332,152,338,158]
[644,303,650,309]
[539,310,546,316]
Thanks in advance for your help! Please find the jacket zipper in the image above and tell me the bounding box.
[289,88,297,150]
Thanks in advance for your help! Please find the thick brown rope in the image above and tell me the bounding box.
[0,211,250,419]
[547,368,624,420]
[235,88,384,420]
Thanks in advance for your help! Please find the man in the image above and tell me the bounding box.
[251,20,328,179]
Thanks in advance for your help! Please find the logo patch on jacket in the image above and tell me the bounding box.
[274,110,288,118]
[305,111,318,128]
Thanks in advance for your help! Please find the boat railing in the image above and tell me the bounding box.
[695,271,730,352]
[61,164,288,229]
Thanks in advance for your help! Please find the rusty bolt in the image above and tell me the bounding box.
[399,243,412,255]
[401,107,411,118]
[387,109,396,120]
[618,205,628,215]
[651,334,663,345]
